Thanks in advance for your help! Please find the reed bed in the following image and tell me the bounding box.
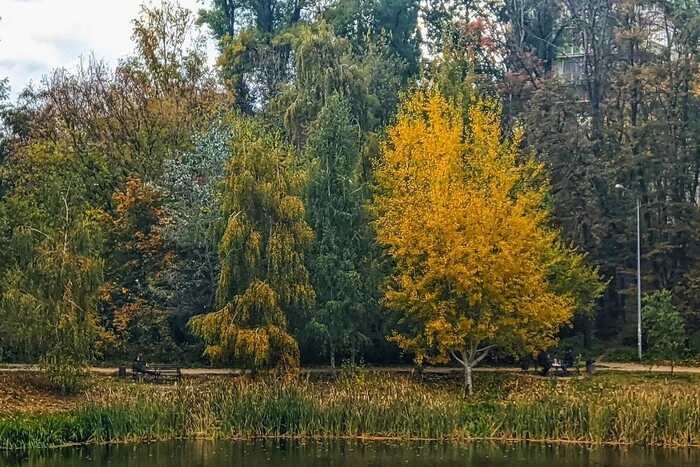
[1,373,699,449]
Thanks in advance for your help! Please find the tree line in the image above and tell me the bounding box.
[0,0,698,389]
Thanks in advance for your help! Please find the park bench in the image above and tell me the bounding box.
[527,358,587,376]
[551,361,576,376]
[132,364,182,383]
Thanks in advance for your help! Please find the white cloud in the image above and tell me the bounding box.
[0,0,215,97]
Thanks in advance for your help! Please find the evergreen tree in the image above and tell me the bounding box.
[305,95,376,367]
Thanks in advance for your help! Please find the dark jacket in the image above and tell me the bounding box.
[132,359,146,373]
[563,350,575,367]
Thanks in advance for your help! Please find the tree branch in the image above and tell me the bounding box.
[451,350,466,366]
[473,347,493,366]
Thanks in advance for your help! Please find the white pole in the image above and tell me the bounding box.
[637,197,642,361]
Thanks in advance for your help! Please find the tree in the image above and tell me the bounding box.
[200,0,308,110]
[0,194,103,392]
[131,0,213,97]
[188,117,314,374]
[373,89,597,394]
[99,178,177,362]
[279,20,407,150]
[642,290,687,373]
[160,119,232,314]
[322,0,421,76]
[305,95,376,367]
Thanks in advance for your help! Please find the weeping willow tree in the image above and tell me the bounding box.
[189,117,314,374]
[0,194,104,393]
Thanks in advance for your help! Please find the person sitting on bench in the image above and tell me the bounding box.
[561,348,575,376]
[537,350,552,376]
[132,354,158,376]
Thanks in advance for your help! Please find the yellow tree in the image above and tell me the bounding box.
[373,89,599,394]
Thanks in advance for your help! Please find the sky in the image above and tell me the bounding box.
[0,0,217,98]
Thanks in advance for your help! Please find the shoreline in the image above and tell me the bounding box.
[1,372,699,450]
[2,434,700,451]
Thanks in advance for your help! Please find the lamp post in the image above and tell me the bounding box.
[614,184,642,361]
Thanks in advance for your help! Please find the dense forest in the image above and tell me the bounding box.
[0,0,699,383]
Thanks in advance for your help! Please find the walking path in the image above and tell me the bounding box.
[1,362,698,375]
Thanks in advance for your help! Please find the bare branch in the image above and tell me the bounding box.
[451,350,466,366]
[473,347,493,366]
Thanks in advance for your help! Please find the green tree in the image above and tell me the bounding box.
[189,117,314,374]
[160,120,232,314]
[323,0,421,76]
[305,95,376,367]
[200,0,307,110]
[279,20,406,149]
[0,194,103,392]
[642,290,687,372]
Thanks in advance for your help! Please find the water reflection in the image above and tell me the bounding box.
[2,439,699,466]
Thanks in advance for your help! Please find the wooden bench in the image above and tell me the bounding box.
[530,360,579,376]
[132,364,182,383]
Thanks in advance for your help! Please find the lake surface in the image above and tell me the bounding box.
[2,439,699,466]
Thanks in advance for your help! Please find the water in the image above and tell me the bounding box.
[2,440,699,467]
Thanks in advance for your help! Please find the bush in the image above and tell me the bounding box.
[643,290,687,369]
[38,355,90,395]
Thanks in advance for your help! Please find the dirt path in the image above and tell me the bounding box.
[2,362,698,375]
[595,362,700,374]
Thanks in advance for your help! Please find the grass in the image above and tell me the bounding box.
[0,371,699,449]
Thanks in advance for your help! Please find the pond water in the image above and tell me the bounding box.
[2,439,699,467]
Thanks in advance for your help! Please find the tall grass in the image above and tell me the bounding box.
[1,373,699,449]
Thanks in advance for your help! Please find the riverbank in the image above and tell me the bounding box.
[1,371,699,449]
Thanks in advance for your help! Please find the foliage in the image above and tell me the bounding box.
[304,95,376,366]
[489,0,700,340]
[160,120,233,315]
[322,0,421,76]
[373,89,600,394]
[200,0,305,110]
[3,373,700,448]
[98,178,174,360]
[131,0,213,96]
[2,0,700,372]
[642,290,687,371]
[281,21,371,146]
[0,196,103,393]
[188,117,314,374]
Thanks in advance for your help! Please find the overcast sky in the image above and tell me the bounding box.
[0,0,216,98]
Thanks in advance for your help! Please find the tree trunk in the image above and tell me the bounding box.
[330,345,336,370]
[464,364,474,396]
[350,334,356,365]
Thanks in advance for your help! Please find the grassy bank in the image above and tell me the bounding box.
[1,372,699,449]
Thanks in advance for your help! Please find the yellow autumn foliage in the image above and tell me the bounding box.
[373,89,587,373]
[189,117,312,375]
